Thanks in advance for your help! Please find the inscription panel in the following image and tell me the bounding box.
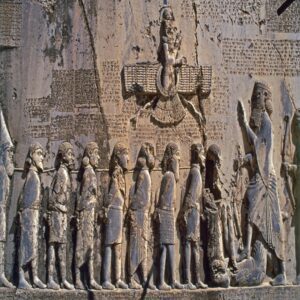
[195,0,262,25]
[0,2,21,47]
[266,0,300,33]
[222,39,300,76]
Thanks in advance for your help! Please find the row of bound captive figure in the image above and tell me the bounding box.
[0,136,212,291]
[0,81,297,290]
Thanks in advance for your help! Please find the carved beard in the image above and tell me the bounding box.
[147,155,155,171]
[33,160,44,172]
[5,161,14,177]
[250,108,263,130]
[169,157,179,182]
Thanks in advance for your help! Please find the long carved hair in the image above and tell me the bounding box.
[77,142,98,182]
[109,142,128,177]
[135,142,155,171]
[161,142,179,174]
[22,142,43,179]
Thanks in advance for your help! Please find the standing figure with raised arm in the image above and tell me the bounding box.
[234,81,287,286]
[75,142,102,290]
[47,142,75,290]
[179,143,207,290]
[18,143,46,289]
[155,142,183,290]
[128,143,156,290]
[102,142,129,290]
[0,109,15,288]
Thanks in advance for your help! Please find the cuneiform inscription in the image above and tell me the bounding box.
[0,2,21,47]
[222,39,300,76]
[24,97,51,122]
[266,0,300,33]
[205,74,229,116]
[206,120,227,141]
[195,0,262,25]
[100,60,122,103]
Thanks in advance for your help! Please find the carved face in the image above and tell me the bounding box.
[118,149,129,172]
[169,149,180,182]
[63,148,75,170]
[3,146,14,177]
[89,148,100,168]
[192,144,205,167]
[31,148,44,172]
[162,7,174,21]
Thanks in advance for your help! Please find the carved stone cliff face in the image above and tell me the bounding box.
[0,0,299,293]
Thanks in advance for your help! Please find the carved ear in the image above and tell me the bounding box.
[82,156,89,167]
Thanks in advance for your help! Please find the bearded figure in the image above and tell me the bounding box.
[47,142,75,290]
[18,142,46,289]
[233,82,286,286]
[179,143,207,290]
[75,142,102,290]
[155,142,183,290]
[0,108,15,288]
[128,143,156,290]
[102,142,129,290]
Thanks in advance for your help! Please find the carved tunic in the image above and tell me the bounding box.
[182,164,202,242]
[76,165,97,266]
[19,169,42,267]
[157,171,176,245]
[104,166,125,246]
[0,166,10,242]
[128,167,151,275]
[245,112,284,260]
[48,164,71,244]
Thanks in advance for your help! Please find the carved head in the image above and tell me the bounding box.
[24,142,45,175]
[190,143,205,168]
[161,142,180,182]
[55,142,75,171]
[250,81,273,129]
[109,142,129,175]
[160,5,174,22]
[0,108,14,176]
[82,142,100,169]
[136,143,155,171]
[0,144,14,177]
[206,144,221,167]
[211,259,230,288]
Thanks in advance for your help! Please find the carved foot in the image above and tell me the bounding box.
[18,277,32,290]
[128,279,142,289]
[0,273,15,288]
[171,280,184,289]
[75,279,85,290]
[62,280,75,290]
[144,282,157,290]
[270,274,287,286]
[195,281,208,289]
[102,281,115,290]
[158,282,171,290]
[90,279,102,290]
[47,278,60,290]
[293,275,300,285]
[33,277,46,289]
[115,279,128,289]
[185,282,196,290]
[237,249,250,263]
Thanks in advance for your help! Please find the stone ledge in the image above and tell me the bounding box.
[0,285,299,300]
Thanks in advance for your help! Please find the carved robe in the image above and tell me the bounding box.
[157,171,176,245]
[182,164,202,242]
[245,112,284,260]
[76,165,97,267]
[104,166,125,246]
[0,166,10,242]
[48,164,71,244]
[128,166,151,275]
[19,169,42,267]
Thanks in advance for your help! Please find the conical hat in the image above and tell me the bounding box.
[0,107,13,151]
